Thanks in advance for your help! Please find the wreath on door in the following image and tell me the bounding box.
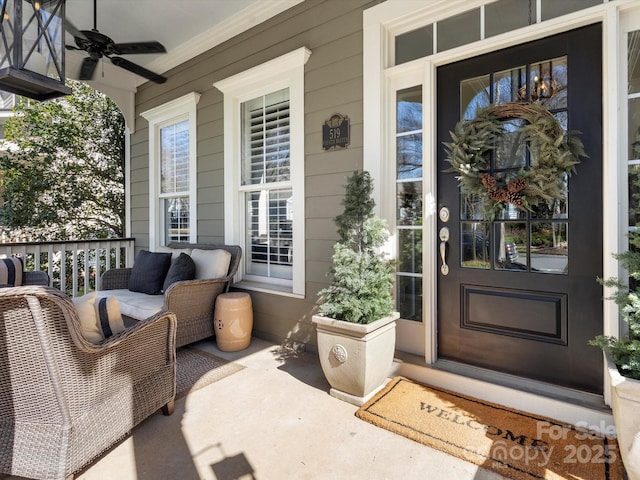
[443,102,586,219]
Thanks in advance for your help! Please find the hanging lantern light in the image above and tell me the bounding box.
[0,0,71,101]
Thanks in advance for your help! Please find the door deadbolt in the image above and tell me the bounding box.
[439,206,450,223]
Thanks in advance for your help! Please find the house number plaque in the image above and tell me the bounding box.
[322,113,350,150]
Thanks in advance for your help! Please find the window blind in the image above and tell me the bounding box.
[160,120,189,194]
[242,89,290,185]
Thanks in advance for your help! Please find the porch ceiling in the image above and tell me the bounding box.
[63,0,303,129]
[65,0,303,83]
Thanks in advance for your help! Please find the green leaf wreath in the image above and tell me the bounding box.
[443,102,586,219]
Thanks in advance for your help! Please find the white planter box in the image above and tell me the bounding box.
[312,312,399,406]
[605,351,640,480]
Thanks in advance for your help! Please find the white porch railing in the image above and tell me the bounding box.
[0,238,135,298]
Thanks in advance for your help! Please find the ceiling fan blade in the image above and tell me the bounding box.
[109,56,166,84]
[65,19,88,41]
[79,57,99,80]
[112,42,167,55]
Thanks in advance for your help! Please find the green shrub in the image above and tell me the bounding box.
[590,233,640,380]
[318,171,395,324]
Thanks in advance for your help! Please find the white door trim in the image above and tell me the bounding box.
[364,0,629,409]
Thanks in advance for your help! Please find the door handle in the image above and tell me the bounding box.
[439,227,449,275]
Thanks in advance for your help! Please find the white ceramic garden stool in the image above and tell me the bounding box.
[214,292,253,352]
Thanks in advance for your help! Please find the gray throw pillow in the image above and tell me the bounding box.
[128,250,172,295]
[163,253,196,292]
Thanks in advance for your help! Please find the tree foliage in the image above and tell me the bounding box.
[0,80,124,240]
[590,233,640,380]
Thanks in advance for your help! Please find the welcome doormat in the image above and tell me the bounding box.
[356,377,624,480]
[175,347,245,400]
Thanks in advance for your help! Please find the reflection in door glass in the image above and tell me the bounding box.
[397,134,422,179]
[630,32,640,233]
[530,222,568,274]
[460,74,489,120]
[461,194,485,221]
[530,57,567,109]
[628,97,640,159]
[495,119,527,169]
[397,276,422,321]
[493,66,526,104]
[629,31,640,94]
[630,165,640,227]
[398,229,423,274]
[530,175,568,220]
[458,55,569,274]
[396,86,423,322]
[397,181,423,226]
[461,222,489,269]
[494,222,527,271]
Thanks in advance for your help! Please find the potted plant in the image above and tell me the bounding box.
[312,170,399,406]
[590,234,640,479]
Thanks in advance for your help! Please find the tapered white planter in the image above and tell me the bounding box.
[605,352,640,480]
[312,312,399,406]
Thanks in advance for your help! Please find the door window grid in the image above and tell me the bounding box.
[459,57,569,275]
[396,86,423,322]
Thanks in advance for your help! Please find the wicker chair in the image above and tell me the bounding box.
[100,243,242,348]
[0,286,177,480]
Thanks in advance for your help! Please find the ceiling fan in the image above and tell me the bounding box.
[66,0,167,84]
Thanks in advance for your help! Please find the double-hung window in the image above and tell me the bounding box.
[242,89,292,280]
[141,92,200,249]
[215,47,310,297]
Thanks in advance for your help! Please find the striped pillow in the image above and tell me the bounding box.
[0,257,23,286]
[94,296,125,339]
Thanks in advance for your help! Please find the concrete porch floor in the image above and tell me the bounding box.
[58,337,505,480]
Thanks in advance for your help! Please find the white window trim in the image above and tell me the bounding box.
[141,92,201,250]
[214,46,311,298]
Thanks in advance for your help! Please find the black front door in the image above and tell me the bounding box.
[436,24,603,393]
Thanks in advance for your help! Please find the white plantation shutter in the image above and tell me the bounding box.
[241,88,293,280]
[216,47,310,295]
[160,119,190,243]
[242,89,290,185]
[161,120,190,194]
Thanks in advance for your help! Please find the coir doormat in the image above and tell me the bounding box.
[356,377,624,480]
[175,347,245,400]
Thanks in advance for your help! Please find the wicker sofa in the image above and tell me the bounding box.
[0,285,176,480]
[99,243,242,348]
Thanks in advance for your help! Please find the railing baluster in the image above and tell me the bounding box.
[0,238,135,297]
[114,243,120,271]
[84,242,90,296]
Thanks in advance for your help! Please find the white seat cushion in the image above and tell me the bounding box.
[190,248,231,280]
[155,245,193,260]
[95,289,164,320]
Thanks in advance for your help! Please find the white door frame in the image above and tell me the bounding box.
[364,0,632,405]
